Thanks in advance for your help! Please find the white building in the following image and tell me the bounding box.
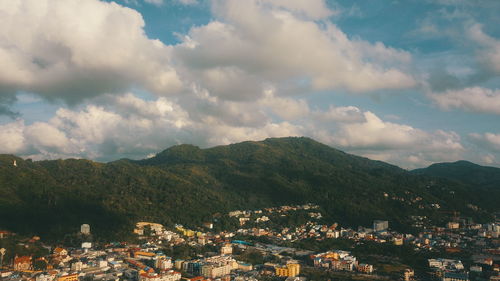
[81,224,91,235]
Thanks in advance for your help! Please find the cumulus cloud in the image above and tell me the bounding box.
[0,90,465,168]
[429,87,500,114]
[470,132,500,151]
[259,90,310,120]
[468,24,500,74]
[0,0,416,116]
[0,120,26,154]
[173,0,415,101]
[257,0,336,20]
[481,154,496,165]
[313,105,365,123]
[0,0,491,169]
[24,122,71,152]
[0,0,182,105]
[307,108,464,168]
[0,93,307,160]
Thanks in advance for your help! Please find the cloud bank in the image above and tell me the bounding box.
[0,0,499,168]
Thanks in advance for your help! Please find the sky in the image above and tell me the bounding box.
[0,0,499,169]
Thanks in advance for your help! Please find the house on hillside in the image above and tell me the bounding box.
[13,255,33,271]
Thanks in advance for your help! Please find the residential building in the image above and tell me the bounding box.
[220,243,232,255]
[13,255,32,271]
[275,262,300,277]
[57,274,79,281]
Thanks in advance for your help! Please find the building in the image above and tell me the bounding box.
[57,274,79,281]
[357,263,373,273]
[135,251,157,260]
[139,271,181,281]
[220,243,233,255]
[403,269,415,281]
[373,220,389,232]
[71,261,83,271]
[135,222,165,235]
[181,277,208,281]
[0,230,12,239]
[53,247,68,257]
[428,259,464,271]
[237,262,253,271]
[201,263,232,278]
[174,260,184,270]
[157,257,173,270]
[332,260,357,271]
[447,222,460,229]
[81,224,91,235]
[183,261,202,276]
[13,255,32,271]
[393,237,404,245]
[275,262,300,277]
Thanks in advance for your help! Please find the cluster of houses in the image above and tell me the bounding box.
[312,250,373,274]
[227,204,320,227]
[1,202,499,281]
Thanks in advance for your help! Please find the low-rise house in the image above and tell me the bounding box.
[13,255,32,271]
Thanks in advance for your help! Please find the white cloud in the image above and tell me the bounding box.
[0,0,182,104]
[174,0,415,101]
[25,122,70,152]
[0,120,26,154]
[0,91,469,169]
[468,24,500,74]
[259,90,310,120]
[0,93,306,160]
[333,112,422,149]
[482,154,496,165]
[313,105,365,123]
[308,109,464,168]
[430,87,500,114]
[1,0,492,169]
[470,132,500,151]
[258,0,336,20]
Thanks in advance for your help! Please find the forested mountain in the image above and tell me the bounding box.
[0,137,498,240]
[412,160,500,189]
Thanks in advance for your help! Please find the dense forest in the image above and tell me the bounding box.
[1,137,499,241]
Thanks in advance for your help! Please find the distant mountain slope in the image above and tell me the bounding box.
[411,160,500,189]
[0,137,498,240]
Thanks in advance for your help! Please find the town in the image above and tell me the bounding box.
[1,204,499,281]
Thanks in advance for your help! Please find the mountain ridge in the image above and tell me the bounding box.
[0,137,498,240]
[411,159,500,189]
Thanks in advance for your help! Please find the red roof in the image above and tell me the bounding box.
[14,256,32,263]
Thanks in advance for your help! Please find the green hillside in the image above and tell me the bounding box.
[412,160,500,189]
[0,137,498,241]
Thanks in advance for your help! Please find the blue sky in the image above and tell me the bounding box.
[0,0,499,168]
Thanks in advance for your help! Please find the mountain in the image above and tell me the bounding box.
[0,137,498,240]
[412,160,500,189]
